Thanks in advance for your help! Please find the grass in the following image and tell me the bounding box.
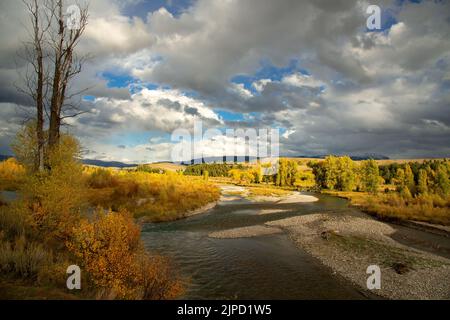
[321,190,371,206]
[246,184,293,197]
[0,280,78,300]
[321,190,450,226]
[0,238,53,280]
[362,193,450,226]
[134,162,186,172]
[86,169,221,222]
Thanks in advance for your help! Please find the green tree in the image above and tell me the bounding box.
[400,186,412,199]
[336,156,356,191]
[296,170,316,189]
[323,156,339,189]
[417,169,428,195]
[275,159,298,187]
[435,164,449,196]
[394,168,405,192]
[308,161,326,188]
[287,160,298,186]
[360,159,381,193]
[404,164,415,193]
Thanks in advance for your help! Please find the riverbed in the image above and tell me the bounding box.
[141,191,373,299]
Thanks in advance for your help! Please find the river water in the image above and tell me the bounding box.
[141,193,371,299]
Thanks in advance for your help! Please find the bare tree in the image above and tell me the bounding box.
[21,0,53,171]
[47,0,88,148]
[20,0,88,170]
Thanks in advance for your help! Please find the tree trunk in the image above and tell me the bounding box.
[32,0,45,172]
[48,1,64,148]
[36,48,44,172]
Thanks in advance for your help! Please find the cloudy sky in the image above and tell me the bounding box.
[0,0,449,163]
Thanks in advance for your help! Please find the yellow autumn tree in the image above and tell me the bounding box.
[20,136,86,243]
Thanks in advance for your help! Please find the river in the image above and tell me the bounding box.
[141,192,372,299]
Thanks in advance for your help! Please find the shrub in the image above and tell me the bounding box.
[134,254,184,300]
[136,165,166,174]
[67,209,183,299]
[87,171,220,222]
[19,135,86,243]
[87,168,118,188]
[362,193,450,225]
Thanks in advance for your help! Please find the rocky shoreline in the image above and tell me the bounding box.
[266,211,450,299]
[144,184,450,299]
[211,185,450,299]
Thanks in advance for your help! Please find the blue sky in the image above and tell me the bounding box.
[122,0,195,18]
[1,0,449,162]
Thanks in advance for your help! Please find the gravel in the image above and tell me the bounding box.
[251,192,319,203]
[267,211,450,300]
[208,225,283,239]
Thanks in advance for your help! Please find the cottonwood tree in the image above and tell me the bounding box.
[20,0,52,171]
[47,0,88,148]
[19,0,88,171]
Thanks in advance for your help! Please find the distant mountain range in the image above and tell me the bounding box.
[181,154,389,165]
[0,153,389,167]
[81,159,137,168]
[292,154,390,161]
[0,155,137,168]
[181,156,259,165]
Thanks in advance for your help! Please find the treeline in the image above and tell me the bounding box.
[384,160,449,197]
[379,161,449,184]
[308,156,383,193]
[135,165,166,174]
[308,156,450,197]
[184,163,246,177]
[227,159,315,188]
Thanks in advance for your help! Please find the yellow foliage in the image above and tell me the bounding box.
[86,170,220,222]
[247,185,291,197]
[325,190,450,225]
[0,158,25,191]
[2,128,185,299]
[228,168,260,185]
[19,135,86,244]
[363,193,450,225]
[67,209,183,299]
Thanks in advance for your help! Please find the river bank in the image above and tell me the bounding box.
[207,186,450,299]
[267,210,450,299]
[141,190,371,299]
[138,200,219,223]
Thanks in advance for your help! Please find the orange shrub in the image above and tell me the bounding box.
[67,209,183,299]
[87,168,118,188]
